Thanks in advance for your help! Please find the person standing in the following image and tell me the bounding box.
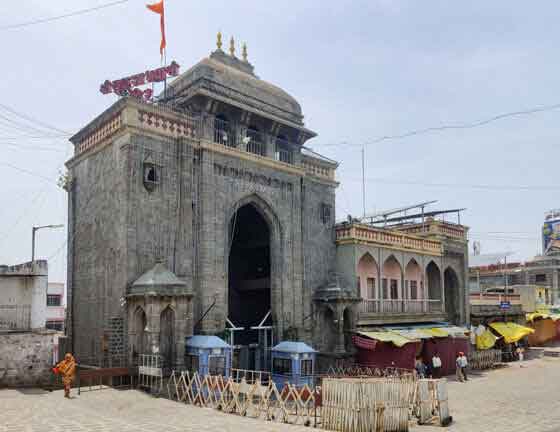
[455,353,464,382]
[459,352,468,381]
[53,353,77,398]
[431,352,442,379]
[415,356,427,378]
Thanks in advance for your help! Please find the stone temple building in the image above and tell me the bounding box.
[65,38,470,370]
[66,39,338,369]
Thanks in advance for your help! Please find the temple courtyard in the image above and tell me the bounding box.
[1,356,559,432]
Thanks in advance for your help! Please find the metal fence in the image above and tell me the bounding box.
[0,305,31,330]
[468,349,502,370]
[359,299,442,315]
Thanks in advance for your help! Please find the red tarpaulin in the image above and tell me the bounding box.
[421,337,470,376]
[352,335,377,351]
[355,341,420,369]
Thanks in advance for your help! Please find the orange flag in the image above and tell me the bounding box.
[146,0,166,56]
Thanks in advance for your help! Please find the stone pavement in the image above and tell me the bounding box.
[421,356,560,432]
[2,356,559,432]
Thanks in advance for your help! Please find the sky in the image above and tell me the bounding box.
[0,0,558,284]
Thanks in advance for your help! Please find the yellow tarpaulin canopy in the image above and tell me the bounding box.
[526,312,560,322]
[489,322,535,344]
[421,327,450,338]
[357,331,414,348]
[476,330,498,350]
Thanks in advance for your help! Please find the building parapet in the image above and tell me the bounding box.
[67,98,337,182]
[335,223,442,256]
[469,293,522,306]
[393,220,468,241]
[0,260,48,277]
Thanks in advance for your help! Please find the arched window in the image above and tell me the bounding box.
[143,156,159,192]
[382,255,402,300]
[357,253,378,300]
[405,259,422,300]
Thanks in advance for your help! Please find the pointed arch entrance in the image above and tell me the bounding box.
[444,267,460,324]
[160,306,175,369]
[133,307,147,361]
[228,199,277,369]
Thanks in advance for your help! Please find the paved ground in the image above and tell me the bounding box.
[422,355,560,432]
[2,355,559,432]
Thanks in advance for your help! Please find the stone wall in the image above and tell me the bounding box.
[67,133,129,363]
[0,331,56,387]
[0,261,48,330]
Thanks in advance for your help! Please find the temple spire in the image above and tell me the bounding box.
[229,36,236,57]
[242,43,248,62]
[216,31,223,51]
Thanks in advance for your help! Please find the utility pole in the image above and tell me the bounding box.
[32,224,64,262]
[361,146,366,218]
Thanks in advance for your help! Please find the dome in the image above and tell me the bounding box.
[128,262,191,297]
[167,49,304,126]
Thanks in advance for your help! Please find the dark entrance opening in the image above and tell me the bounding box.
[228,204,271,364]
[444,267,460,324]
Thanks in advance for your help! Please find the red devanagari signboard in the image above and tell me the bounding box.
[99,61,180,101]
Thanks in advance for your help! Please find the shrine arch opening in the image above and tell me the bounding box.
[444,267,460,324]
[228,203,272,347]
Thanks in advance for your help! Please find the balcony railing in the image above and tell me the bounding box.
[469,293,522,306]
[359,299,443,315]
[245,128,266,156]
[0,305,31,330]
[213,118,237,148]
[275,138,294,164]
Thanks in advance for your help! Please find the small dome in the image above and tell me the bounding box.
[128,262,191,297]
[168,50,304,125]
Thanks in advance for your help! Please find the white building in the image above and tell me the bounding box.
[0,261,48,330]
[46,282,65,331]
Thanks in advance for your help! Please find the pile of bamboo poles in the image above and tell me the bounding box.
[166,371,319,426]
[322,377,414,432]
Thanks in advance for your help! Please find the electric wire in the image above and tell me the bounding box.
[0,0,130,31]
[0,103,73,135]
[318,102,560,148]
[345,176,560,192]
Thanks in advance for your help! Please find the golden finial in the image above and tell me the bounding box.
[229,36,235,56]
[216,31,222,50]
[242,43,248,62]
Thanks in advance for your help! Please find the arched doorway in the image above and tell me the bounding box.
[426,261,442,312]
[323,307,337,353]
[357,253,378,300]
[405,259,423,311]
[382,255,402,312]
[133,307,147,361]
[343,307,352,352]
[444,267,460,324]
[228,203,272,368]
[159,306,175,369]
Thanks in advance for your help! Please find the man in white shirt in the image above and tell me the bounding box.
[459,352,468,381]
[431,352,442,379]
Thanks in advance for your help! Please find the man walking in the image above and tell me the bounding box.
[459,352,468,381]
[455,353,464,382]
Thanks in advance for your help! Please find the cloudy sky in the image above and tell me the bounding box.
[1,1,558,283]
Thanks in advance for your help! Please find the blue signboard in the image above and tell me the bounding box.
[500,301,511,310]
[543,212,560,254]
